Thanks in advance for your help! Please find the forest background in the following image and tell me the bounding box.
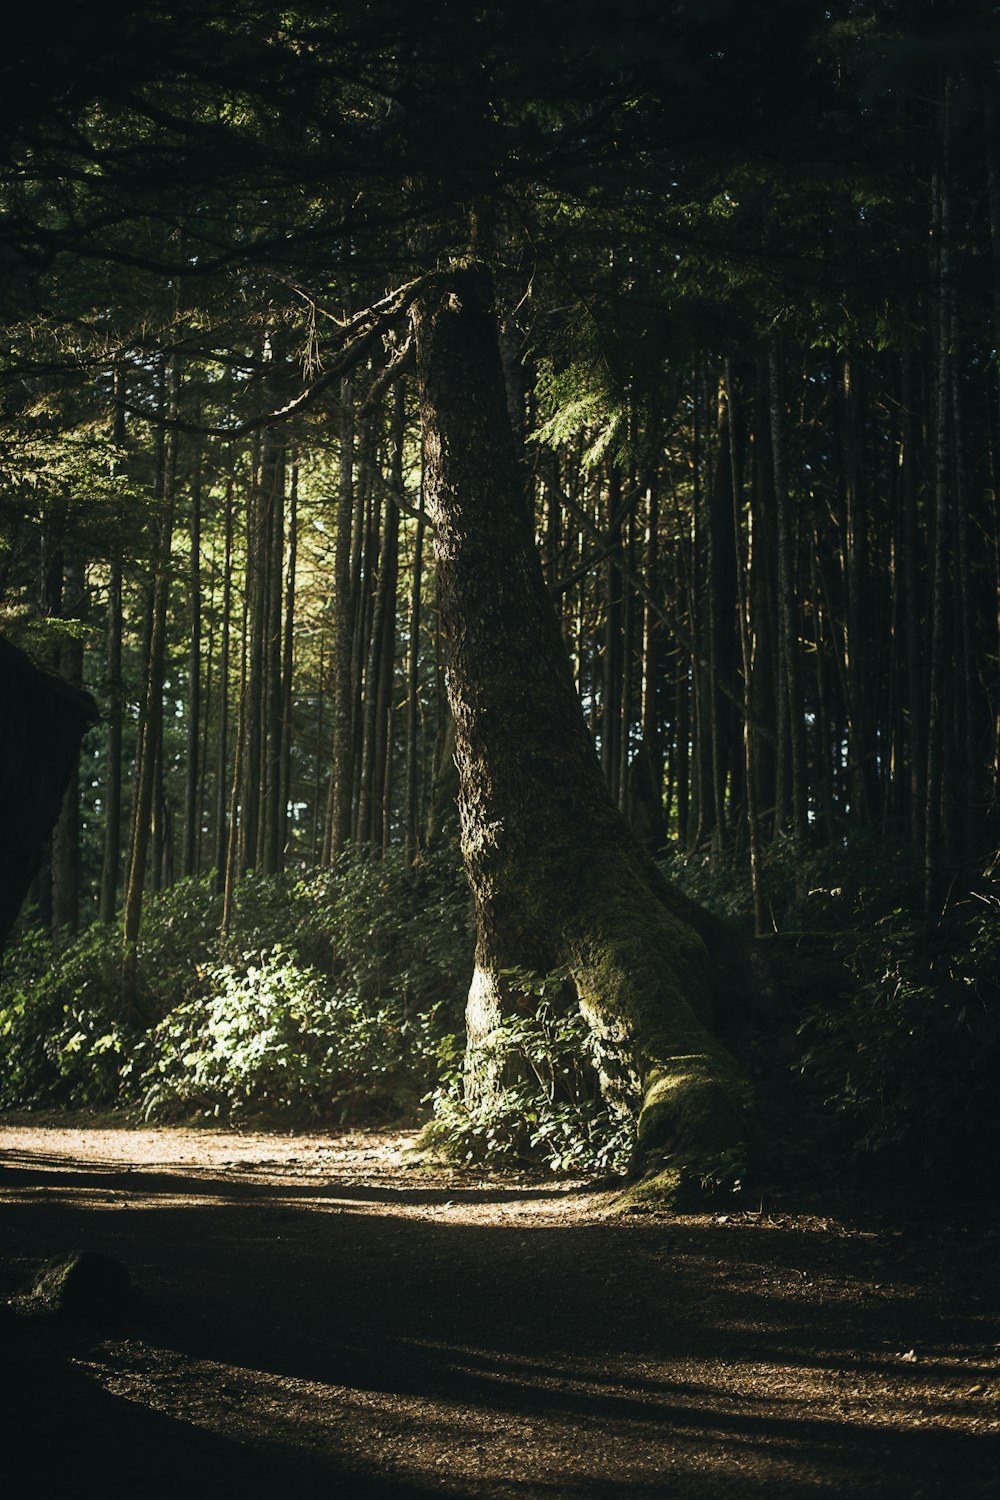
[1,0,998,1196]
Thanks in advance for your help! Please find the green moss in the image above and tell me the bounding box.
[613,1137,748,1214]
[559,866,752,1189]
[613,1166,687,1213]
[638,1054,749,1148]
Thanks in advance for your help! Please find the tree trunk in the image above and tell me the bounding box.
[222,579,249,935]
[182,426,203,878]
[726,361,766,936]
[261,423,286,874]
[413,266,748,1200]
[279,459,298,865]
[769,342,808,867]
[899,329,926,850]
[213,471,234,891]
[51,556,85,938]
[241,431,264,872]
[925,91,953,920]
[99,553,123,922]
[349,419,375,843]
[404,453,426,863]
[601,464,623,804]
[122,350,179,1011]
[325,381,356,860]
[372,387,402,848]
[99,369,127,922]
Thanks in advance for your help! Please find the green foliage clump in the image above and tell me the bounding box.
[282,847,473,1009]
[0,923,126,1108]
[134,945,449,1124]
[661,829,922,936]
[427,973,635,1175]
[0,849,472,1124]
[133,875,225,1020]
[664,835,1000,1180]
[797,899,1000,1170]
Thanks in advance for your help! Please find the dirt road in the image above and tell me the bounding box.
[0,1120,997,1497]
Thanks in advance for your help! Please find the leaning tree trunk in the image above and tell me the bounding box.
[412,265,749,1200]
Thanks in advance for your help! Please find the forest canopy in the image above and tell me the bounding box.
[2,0,999,1195]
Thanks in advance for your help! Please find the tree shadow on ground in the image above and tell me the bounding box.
[0,1152,575,1204]
[1,1146,997,1497]
[3,1333,441,1499]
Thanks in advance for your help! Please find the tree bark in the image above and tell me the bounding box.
[122,349,179,1011]
[769,341,808,867]
[261,422,286,874]
[99,369,127,922]
[413,266,748,1198]
[51,556,85,938]
[404,452,426,863]
[279,458,298,865]
[182,424,203,878]
[213,471,234,891]
[372,387,402,848]
[325,381,356,860]
[241,431,264,872]
[925,88,953,920]
[99,553,123,922]
[726,361,765,936]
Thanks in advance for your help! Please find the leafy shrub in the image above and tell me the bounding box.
[797,900,1000,1170]
[133,875,223,1020]
[661,830,923,935]
[0,850,473,1122]
[426,973,636,1174]
[283,847,472,1012]
[664,834,1000,1182]
[0,923,130,1108]
[134,944,450,1123]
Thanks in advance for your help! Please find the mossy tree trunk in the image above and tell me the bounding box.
[412,265,749,1195]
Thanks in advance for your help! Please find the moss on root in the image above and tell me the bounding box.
[638,1053,750,1154]
[563,871,753,1208]
[619,1166,745,1220]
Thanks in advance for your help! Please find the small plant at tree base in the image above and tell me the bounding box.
[426,970,638,1175]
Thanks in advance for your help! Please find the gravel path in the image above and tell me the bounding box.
[1,1120,997,1497]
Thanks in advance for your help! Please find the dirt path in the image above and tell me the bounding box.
[0,1120,997,1497]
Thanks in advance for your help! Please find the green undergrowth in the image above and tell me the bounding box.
[4,831,997,1192]
[0,857,641,1172]
[0,849,471,1124]
[424,972,637,1175]
[665,834,1000,1187]
[0,854,639,1172]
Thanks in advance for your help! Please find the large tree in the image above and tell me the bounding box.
[414,264,749,1193]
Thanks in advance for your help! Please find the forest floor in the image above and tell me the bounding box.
[0,1119,997,1498]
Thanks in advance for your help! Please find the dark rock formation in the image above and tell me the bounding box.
[0,635,97,950]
